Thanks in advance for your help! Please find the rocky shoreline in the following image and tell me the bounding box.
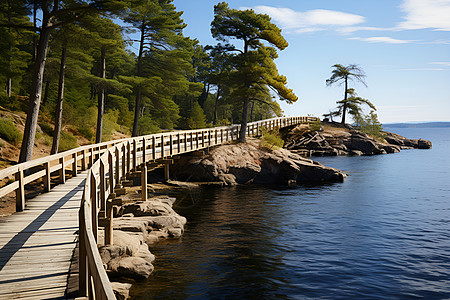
[284,122,432,157]
[98,186,187,299]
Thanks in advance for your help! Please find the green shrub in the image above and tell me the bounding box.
[309,119,322,131]
[358,111,385,141]
[42,135,52,146]
[59,131,78,152]
[0,139,5,148]
[259,127,284,150]
[77,126,94,141]
[39,122,54,136]
[0,118,22,145]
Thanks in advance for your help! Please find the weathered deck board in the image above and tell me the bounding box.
[0,172,86,300]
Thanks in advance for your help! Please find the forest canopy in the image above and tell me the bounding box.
[0,1,295,161]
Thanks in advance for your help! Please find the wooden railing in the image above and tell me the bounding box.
[0,116,317,299]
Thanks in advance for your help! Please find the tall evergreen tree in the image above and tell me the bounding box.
[211,2,297,142]
[123,0,192,136]
[326,64,367,125]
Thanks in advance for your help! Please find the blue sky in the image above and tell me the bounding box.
[172,0,450,123]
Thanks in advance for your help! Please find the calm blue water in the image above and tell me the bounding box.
[131,128,450,299]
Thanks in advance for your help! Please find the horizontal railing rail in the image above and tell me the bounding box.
[0,116,317,299]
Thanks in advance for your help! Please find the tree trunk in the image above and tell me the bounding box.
[7,0,12,97]
[95,47,106,144]
[213,85,220,125]
[132,19,146,137]
[250,100,255,122]
[51,42,67,154]
[341,76,348,124]
[32,1,37,62]
[19,24,52,163]
[238,97,250,142]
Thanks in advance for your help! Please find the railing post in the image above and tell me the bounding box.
[152,136,156,160]
[59,156,65,184]
[44,162,51,192]
[89,148,93,167]
[121,144,126,179]
[115,147,120,186]
[105,199,113,246]
[169,134,173,156]
[142,138,146,164]
[141,165,147,202]
[177,133,181,154]
[100,160,106,217]
[72,152,77,177]
[133,140,137,171]
[78,206,87,296]
[15,167,25,212]
[126,142,131,175]
[184,132,188,152]
[160,135,165,159]
[90,174,98,242]
[196,132,199,149]
[82,149,87,171]
[108,151,114,193]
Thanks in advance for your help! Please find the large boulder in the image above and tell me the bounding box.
[99,230,155,279]
[171,139,345,185]
[344,136,385,155]
[108,256,154,279]
[384,132,432,149]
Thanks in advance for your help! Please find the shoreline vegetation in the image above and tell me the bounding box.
[99,121,431,298]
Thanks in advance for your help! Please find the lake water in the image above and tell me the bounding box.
[130,128,450,299]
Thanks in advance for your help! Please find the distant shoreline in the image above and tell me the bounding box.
[383,122,450,128]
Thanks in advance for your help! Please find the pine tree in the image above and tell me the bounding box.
[211,2,297,142]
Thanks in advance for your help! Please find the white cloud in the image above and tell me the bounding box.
[350,36,414,44]
[249,6,365,33]
[398,0,450,31]
[337,26,395,35]
[399,68,446,71]
[429,62,450,67]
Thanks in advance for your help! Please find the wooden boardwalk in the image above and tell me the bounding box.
[0,172,86,299]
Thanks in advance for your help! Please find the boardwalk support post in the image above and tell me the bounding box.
[44,162,51,192]
[15,167,25,212]
[141,165,148,201]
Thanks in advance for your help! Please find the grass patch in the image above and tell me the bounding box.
[260,127,284,150]
[59,131,78,152]
[0,118,22,145]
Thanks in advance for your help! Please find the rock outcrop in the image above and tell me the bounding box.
[171,138,345,185]
[98,195,186,283]
[285,123,431,156]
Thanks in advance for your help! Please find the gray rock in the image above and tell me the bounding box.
[109,256,154,279]
[111,282,132,300]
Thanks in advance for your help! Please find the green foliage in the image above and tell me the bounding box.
[59,131,78,152]
[102,109,121,141]
[0,139,5,148]
[78,127,94,141]
[259,127,284,150]
[39,122,54,136]
[357,111,385,141]
[0,118,22,145]
[309,119,322,131]
[187,102,207,129]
